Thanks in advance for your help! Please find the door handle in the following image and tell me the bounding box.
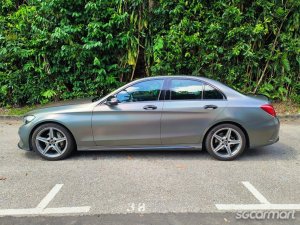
[204,105,218,109]
[143,105,157,110]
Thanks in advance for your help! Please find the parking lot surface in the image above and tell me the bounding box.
[0,119,299,224]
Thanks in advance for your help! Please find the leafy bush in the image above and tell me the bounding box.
[150,0,300,100]
[0,0,299,106]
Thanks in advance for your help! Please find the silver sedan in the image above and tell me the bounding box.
[18,76,280,161]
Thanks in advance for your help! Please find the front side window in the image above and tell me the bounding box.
[169,79,203,100]
[116,79,163,103]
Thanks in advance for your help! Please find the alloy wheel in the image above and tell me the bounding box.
[35,127,68,158]
[210,127,242,158]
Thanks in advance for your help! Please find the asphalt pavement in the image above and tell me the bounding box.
[0,119,299,225]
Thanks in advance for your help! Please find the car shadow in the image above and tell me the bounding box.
[240,142,298,161]
[73,141,298,161]
[24,142,298,161]
[71,149,209,161]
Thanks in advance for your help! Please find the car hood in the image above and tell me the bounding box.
[25,98,95,116]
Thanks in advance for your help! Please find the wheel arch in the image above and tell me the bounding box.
[29,121,77,150]
[202,121,250,150]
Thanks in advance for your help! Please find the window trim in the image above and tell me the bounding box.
[165,77,227,101]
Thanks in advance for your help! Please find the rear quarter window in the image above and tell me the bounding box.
[203,84,224,100]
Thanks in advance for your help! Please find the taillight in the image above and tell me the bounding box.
[260,104,276,117]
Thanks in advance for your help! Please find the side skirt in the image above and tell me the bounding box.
[77,144,203,151]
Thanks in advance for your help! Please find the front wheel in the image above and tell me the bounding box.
[205,124,246,161]
[31,123,75,160]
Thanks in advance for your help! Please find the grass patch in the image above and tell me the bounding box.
[0,105,38,116]
[273,101,300,115]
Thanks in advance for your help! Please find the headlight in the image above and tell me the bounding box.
[23,115,35,124]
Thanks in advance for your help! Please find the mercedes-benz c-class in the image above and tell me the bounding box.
[18,76,280,160]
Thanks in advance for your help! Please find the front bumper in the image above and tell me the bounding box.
[18,140,30,151]
[18,123,32,151]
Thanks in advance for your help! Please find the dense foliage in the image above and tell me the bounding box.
[0,0,299,106]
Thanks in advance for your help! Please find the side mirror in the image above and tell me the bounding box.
[106,96,118,106]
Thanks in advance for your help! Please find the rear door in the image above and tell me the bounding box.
[161,78,228,145]
[92,79,165,147]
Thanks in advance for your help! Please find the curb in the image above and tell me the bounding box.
[277,114,300,119]
[0,114,299,121]
[0,115,23,121]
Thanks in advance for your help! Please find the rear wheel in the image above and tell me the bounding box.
[205,124,246,161]
[31,123,75,160]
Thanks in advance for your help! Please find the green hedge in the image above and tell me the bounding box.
[0,0,299,106]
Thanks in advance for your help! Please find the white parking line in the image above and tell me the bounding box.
[216,181,300,211]
[242,181,270,204]
[42,207,91,214]
[0,184,91,217]
[216,204,300,210]
[36,184,63,209]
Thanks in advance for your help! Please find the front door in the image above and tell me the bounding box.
[92,79,164,147]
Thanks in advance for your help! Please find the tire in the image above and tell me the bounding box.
[31,123,75,160]
[205,123,246,161]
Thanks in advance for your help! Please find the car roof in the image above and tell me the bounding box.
[137,75,221,84]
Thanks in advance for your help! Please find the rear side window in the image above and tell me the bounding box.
[203,84,224,100]
[169,79,203,100]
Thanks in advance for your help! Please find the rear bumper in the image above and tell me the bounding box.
[248,116,280,148]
